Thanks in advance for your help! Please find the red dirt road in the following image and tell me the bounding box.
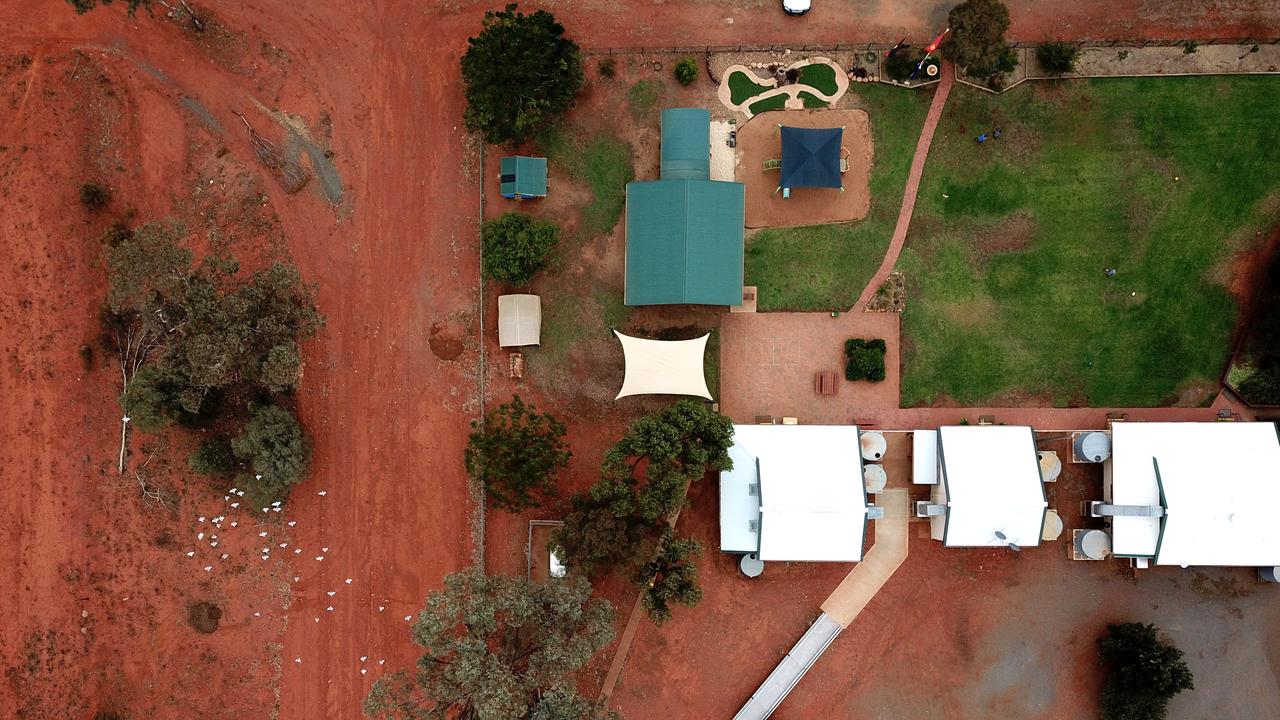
[4,2,1280,720]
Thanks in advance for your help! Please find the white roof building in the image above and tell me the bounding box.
[932,425,1046,548]
[720,424,868,562]
[614,331,713,400]
[1105,422,1280,567]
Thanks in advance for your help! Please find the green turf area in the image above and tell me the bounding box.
[540,128,635,237]
[627,80,661,120]
[798,63,839,96]
[727,69,773,105]
[798,90,828,109]
[747,93,788,114]
[896,77,1280,407]
[744,85,934,311]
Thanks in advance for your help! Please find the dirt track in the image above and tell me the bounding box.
[3,1,1280,719]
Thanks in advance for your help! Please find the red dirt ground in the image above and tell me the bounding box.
[4,2,1280,719]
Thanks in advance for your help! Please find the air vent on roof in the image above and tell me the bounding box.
[748,519,759,532]
[748,483,759,496]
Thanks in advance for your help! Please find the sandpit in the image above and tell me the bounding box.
[736,108,874,229]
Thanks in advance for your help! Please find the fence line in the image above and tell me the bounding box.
[581,37,1280,56]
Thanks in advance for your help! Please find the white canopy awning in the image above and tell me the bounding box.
[614,330,712,400]
[1109,422,1280,567]
[498,294,541,347]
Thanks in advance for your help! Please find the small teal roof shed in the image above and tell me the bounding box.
[499,156,547,199]
[625,108,745,306]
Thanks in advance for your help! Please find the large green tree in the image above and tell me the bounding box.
[635,529,703,625]
[232,403,312,506]
[466,395,571,512]
[946,0,1012,74]
[1097,622,1194,720]
[363,570,616,720]
[480,212,560,286]
[461,4,584,145]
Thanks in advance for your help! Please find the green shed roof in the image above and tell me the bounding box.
[625,179,744,306]
[660,108,711,180]
[499,156,547,198]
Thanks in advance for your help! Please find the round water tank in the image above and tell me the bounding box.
[863,464,887,494]
[1075,432,1112,463]
[1258,566,1280,583]
[1076,529,1112,560]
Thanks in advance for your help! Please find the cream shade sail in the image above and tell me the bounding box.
[498,294,541,347]
[614,330,712,400]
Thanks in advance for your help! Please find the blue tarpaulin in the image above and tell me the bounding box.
[779,126,843,190]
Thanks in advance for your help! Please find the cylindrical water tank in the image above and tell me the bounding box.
[1075,432,1112,463]
[1076,529,1112,560]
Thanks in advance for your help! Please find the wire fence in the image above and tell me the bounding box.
[582,37,1280,56]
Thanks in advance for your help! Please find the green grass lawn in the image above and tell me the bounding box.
[747,93,788,114]
[539,127,635,238]
[627,80,661,120]
[798,90,828,108]
[745,85,934,311]
[727,69,772,105]
[798,63,839,96]
[897,77,1280,407]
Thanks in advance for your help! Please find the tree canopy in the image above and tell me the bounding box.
[1036,41,1081,76]
[946,0,1012,74]
[466,396,571,512]
[635,529,703,625]
[232,403,312,507]
[1097,622,1194,720]
[363,569,616,720]
[480,212,560,286]
[461,3,584,145]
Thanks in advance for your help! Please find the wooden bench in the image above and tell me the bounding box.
[814,371,838,396]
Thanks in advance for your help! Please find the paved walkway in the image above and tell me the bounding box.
[854,61,955,310]
[820,489,910,625]
[732,613,845,720]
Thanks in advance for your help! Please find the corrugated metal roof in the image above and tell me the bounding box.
[660,108,711,180]
[499,156,547,198]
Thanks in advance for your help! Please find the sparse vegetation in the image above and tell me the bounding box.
[539,128,633,237]
[79,182,111,210]
[626,79,661,120]
[363,570,616,720]
[597,56,616,78]
[461,3,583,145]
[480,211,560,285]
[67,0,150,16]
[1228,253,1280,405]
[1097,622,1194,720]
[465,396,570,512]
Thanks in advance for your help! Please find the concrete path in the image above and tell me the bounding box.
[820,489,910,626]
[732,613,845,720]
[854,61,955,310]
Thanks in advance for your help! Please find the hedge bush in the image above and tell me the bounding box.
[1036,41,1080,75]
[845,338,887,382]
[480,211,560,285]
[674,57,698,86]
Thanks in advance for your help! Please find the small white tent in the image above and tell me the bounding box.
[614,330,712,400]
[498,294,541,347]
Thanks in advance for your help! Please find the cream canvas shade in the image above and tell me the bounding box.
[614,330,712,400]
[498,294,541,347]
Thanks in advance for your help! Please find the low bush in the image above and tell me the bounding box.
[597,57,616,78]
[885,47,926,82]
[190,436,236,477]
[1036,41,1080,75]
[845,338,887,382]
[480,211,560,286]
[674,57,698,86]
[80,182,111,210]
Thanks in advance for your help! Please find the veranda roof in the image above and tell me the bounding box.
[779,125,843,190]
[614,330,712,400]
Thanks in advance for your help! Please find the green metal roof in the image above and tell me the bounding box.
[660,108,711,180]
[625,178,744,306]
[499,156,547,198]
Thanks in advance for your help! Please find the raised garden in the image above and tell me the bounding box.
[845,338,887,382]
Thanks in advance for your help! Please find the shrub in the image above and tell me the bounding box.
[1036,41,1080,75]
[101,221,133,247]
[460,4,584,145]
[946,0,1012,73]
[232,403,311,505]
[885,47,926,82]
[597,56,616,78]
[480,211,559,285]
[673,57,698,86]
[80,182,111,210]
[67,0,149,16]
[845,338,887,382]
[190,436,236,477]
[465,395,570,512]
[1183,40,1198,54]
[635,529,703,625]
[1097,622,1194,720]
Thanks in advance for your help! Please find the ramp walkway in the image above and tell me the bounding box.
[733,489,910,719]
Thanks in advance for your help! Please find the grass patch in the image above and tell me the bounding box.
[798,63,838,96]
[745,85,934,310]
[727,69,773,105]
[748,93,788,115]
[540,127,635,237]
[627,80,661,121]
[798,90,828,109]
[897,77,1280,407]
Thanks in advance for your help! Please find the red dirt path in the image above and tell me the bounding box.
[4,2,1280,719]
